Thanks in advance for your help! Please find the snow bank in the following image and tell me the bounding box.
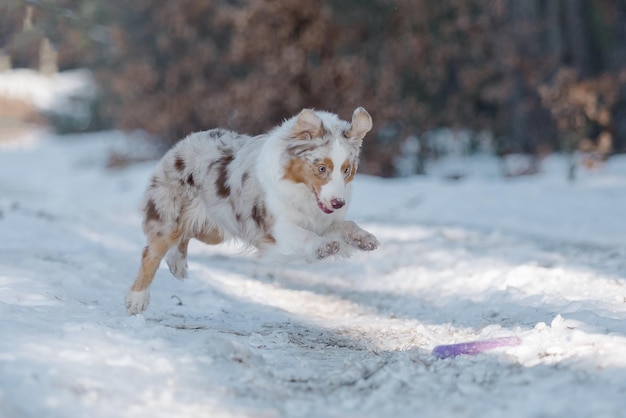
[0,68,96,112]
[0,68,96,133]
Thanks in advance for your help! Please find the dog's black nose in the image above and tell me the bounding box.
[331,198,345,209]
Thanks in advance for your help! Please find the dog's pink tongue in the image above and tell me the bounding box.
[317,201,334,214]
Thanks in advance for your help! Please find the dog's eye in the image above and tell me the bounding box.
[318,166,326,173]
[344,166,351,174]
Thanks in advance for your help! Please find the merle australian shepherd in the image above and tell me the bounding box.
[125,107,379,315]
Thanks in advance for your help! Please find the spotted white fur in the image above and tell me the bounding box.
[125,107,379,315]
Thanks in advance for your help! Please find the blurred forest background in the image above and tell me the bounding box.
[1,0,626,177]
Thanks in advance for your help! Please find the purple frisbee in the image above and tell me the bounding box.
[432,336,522,359]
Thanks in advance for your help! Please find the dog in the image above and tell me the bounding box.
[125,107,380,315]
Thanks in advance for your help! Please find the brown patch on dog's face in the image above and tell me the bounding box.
[145,199,160,222]
[341,160,357,184]
[283,157,333,196]
[283,158,307,184]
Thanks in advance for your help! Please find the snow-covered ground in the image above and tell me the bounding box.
[1,129,625,418]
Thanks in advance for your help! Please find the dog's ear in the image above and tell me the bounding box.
[345,107,373,141]
[292,109,324,140]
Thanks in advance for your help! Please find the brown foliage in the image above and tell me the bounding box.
[8,0,626,175]
[540,68,624,156]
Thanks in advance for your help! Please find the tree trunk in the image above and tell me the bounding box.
[545,0,562,58]
[564,0,590,76]
[610,0,626,151]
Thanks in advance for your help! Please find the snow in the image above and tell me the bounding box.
[1,76,626,416]
[0,68,95,114]
[0,68,96,134]
[1,132,625,418]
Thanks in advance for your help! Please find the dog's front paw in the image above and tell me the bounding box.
[346,230,380,251]
[316,240,340,259]
[125,289,150,315]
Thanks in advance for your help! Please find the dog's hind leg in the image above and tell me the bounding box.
[125,231,178,315]
[166,237,190,280]
[165,228,222,282]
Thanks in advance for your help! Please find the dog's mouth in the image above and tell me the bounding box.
[311,189,334,214]
[317,200,334,214]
